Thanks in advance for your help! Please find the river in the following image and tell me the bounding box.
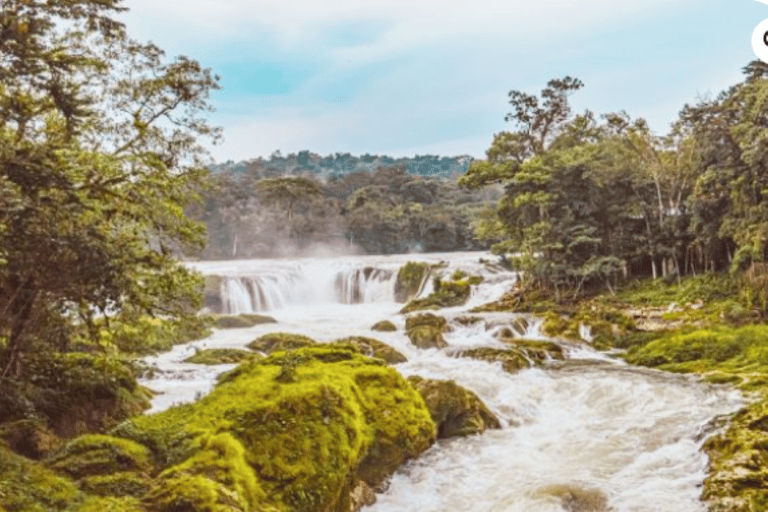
[139,251,742,512]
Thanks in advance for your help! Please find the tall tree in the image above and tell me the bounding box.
[0,0,221,377]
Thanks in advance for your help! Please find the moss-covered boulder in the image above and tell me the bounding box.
[453,347,531,374]
[405,313,448,349]
[500,338,565,364]
[407,376,501,438]
[79,471,153,498]
[371,320,397,332]
[112,346,436,512]
[246,332,316,354]
[394,261,430,302]
[47,434,154,479]
[185,348,261,365]
[703,398,768,511]
[400,274,483,313]
[0,443,146,511]
[2,353,151,440]
[333,336,407,364]
[212,314,277,329]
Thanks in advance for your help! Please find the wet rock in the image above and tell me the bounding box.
[184,348,261,365]
[405,313,448,349]
[246,332,315,354]
[502,338,565,363]
[394,262,430,302]
[371,320,397,332]
[332,336,407,364]
[212,314,277,329]
[535,484,609,512]
[453,347,530,374]
[407,376,501,438]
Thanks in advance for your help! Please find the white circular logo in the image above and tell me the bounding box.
[752,18,768,63]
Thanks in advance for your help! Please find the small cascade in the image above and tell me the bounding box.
[334,267,396,304]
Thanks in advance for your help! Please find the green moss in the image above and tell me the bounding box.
[454,315,482,326]
[503,339,565,363]
[47,434,153,479]
[370,320,397,332]
[407,376,501,438]
[143,473,248,512]
[400,274,483,313]
[77,496,144,512]
[0,419,61,460]
[246,332,315,354]
[0,443,81,512]
[332,337,407,364]
[703,398,768,511]
[453,347,530,373]
[405,313,448,349]
[212,314,277,329]
[394,262,430,302]
[184,349,261,365]
[624,326,768,383]
[78,472,153,498]
[113,346,435,512]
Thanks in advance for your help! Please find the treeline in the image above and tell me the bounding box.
[212,151,472,179]
[462,66,768,300]
[190,164,499,258]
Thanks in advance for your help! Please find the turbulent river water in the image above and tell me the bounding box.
[139,251,743,512]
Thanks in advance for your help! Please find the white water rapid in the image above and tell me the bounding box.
[140,251,743,512]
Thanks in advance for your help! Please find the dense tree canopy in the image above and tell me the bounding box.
[0,0,220,377]
[461,64,768,302]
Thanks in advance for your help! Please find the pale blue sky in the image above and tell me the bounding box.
[122,0,765,163]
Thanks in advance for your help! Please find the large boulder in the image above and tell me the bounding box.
[394,262,430,302]
[407,376,501,439]
[405,313,448,349]
[371,320,397,332]
[333,336,407,364]
[111,346,436,512]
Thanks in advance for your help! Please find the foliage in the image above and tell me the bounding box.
[0,0,220,378]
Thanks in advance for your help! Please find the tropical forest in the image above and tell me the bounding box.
[3,1,768,512]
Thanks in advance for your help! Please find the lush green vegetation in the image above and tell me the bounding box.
[461,66,768,313]
[191,164,497,258]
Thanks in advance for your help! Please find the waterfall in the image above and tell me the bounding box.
[141,251,743,511]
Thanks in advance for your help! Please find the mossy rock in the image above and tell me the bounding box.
[400,275,482,313]
[405,313,448,349]
[502,339,565,363]
[1,443,80,511]
[332,336,407,364]
[212,314,277,329]
[703,398,768,511]
[184,349,261,365]
[113,346,436,512]
[407,376,501,438]
[246,332,316,354]
[0,419,61,460]
[453,347,530,374]
[143,473,250,512]
[454,315,482,326]
[47,434,154,479]
[371,320,397,332]
[79,471,154,498]
[394,261,430,302]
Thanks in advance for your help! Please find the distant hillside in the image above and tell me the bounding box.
[211,151,473,179]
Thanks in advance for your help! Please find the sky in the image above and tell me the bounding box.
[121,0,768,164]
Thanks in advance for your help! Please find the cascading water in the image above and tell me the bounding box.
[142,251,743,511]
